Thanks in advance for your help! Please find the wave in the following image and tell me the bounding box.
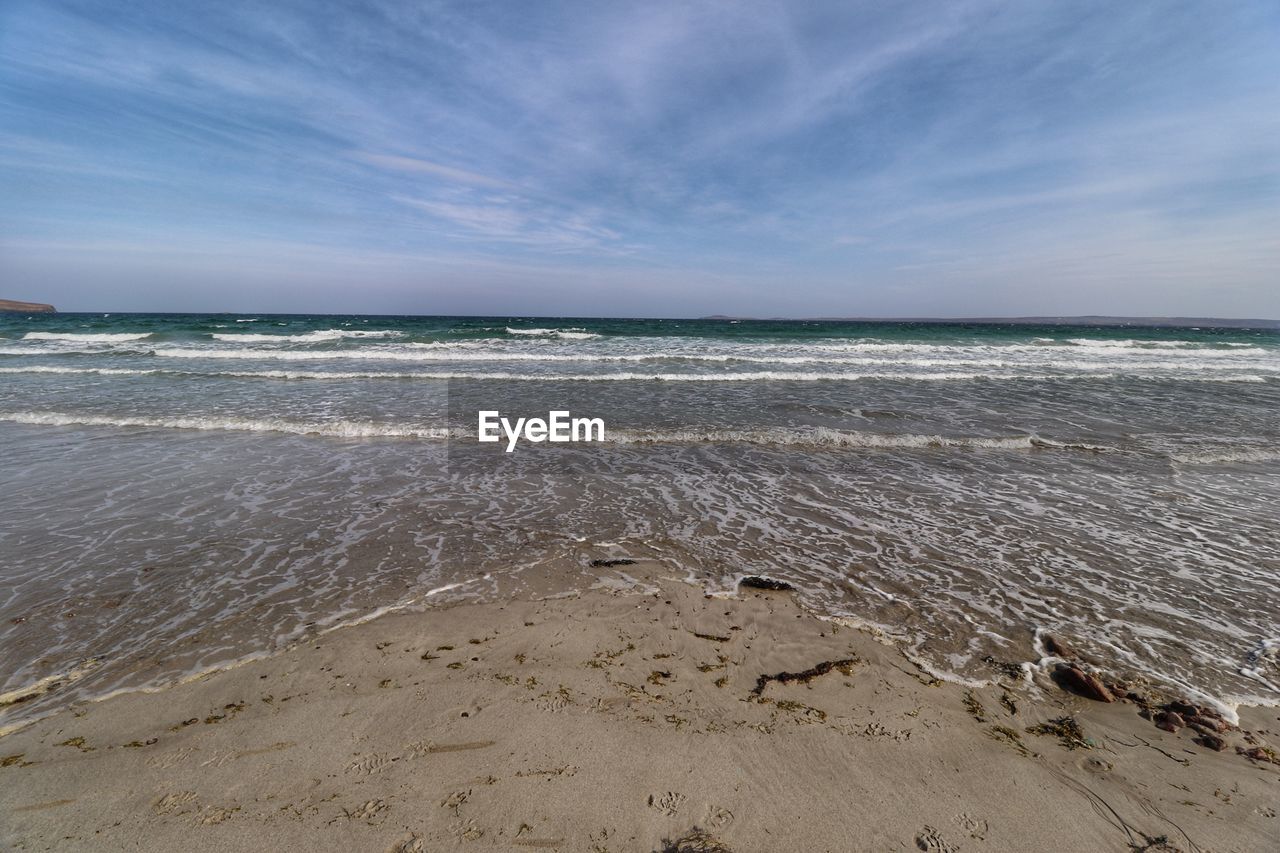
[0,366,164,376]
[210,329,403,343]
[0,411,1127,455]
[0,365,1271,384]
[22,332,152,342]
[1170,448,1280,465]
[505,327,602,340]
[2,406,1268,462]
[1059,338,1259,350]
[0,658,100,711]
[810,341,1270,357]
[143,346,1280,372]
[0,411,454,439]
[606,426,1118,452]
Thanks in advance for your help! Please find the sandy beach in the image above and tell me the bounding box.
[5,0,1280,848]
[3,562,1276,852]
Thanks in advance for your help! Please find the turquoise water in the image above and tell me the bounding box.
[2,313,1278,726]
[3,311,1277,345]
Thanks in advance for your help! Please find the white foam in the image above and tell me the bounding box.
[211,329,403,343]
[22,332,152,342]
[1171,447,1280,465]
[0,366,164,376]
[0,411,455,439]
[505,327,602,339]
[1,364,1271,385]
[604,426,1115,452]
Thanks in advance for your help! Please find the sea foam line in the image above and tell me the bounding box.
[210,329,404,342]
[504,327,601,339]
[0,409,1119,454]
[0,411,455,439]
[21,332,152,342]
[606,426,1119,452]
[0,365,1271,383]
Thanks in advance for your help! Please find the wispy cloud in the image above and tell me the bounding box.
[1,0,1277,315]
[350,152,515,190]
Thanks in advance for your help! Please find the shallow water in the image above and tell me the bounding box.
[2,313,1278,725]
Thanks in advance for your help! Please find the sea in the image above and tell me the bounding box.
[1,313,1278,728]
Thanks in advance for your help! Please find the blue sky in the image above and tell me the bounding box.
[1,1,1277,317]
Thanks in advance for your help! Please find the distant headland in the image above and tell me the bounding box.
[0,299,56,313]
[699,315,1280,329]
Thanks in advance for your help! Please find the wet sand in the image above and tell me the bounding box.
[2,563,1277,852]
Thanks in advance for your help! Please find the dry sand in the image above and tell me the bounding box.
[2,562,1277,851]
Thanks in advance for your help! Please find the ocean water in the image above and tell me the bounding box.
[2,313,1279,725]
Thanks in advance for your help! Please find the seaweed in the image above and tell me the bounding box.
[590,558,636,567]
[738,576,794,592]
[749,657,858,697]
[773,699,827,720]
[987,725,1032,757]
[204,701,246,725]
[662,828,733,853]
[982,655,1023,680]
[692,631,731,643]
[962,691,987,722]
[1026,716,1093,750]
[57,736,94,752]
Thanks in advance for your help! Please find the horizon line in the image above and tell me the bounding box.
[7,308,1279,328]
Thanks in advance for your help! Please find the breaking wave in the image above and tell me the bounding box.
[22,332,152,342]
[0,410,454,439]
[210,329,403,342]
[0,365,1271,384]
[505,327,602,340]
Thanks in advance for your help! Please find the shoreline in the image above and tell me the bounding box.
[3,565,1276,743]
[3,564,1276,851]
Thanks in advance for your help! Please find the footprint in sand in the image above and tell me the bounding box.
[916,825,961,852]
[345,752,398,776]
[146,747,197,769]
[1080,755,1113,774]
[704,805,734,830]
[343,799,390,825]
[441,789,471,816]
[953,812,988,840]
[387,833,425,853]
[197,805,239,826]
[647,791,687,817]
[536,688,574,713]
[153,791,198,816]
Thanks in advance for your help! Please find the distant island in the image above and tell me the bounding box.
[699,315,1280,329]
[0,298,56,313]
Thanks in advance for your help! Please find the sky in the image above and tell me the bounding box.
[1,1,1277,317]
